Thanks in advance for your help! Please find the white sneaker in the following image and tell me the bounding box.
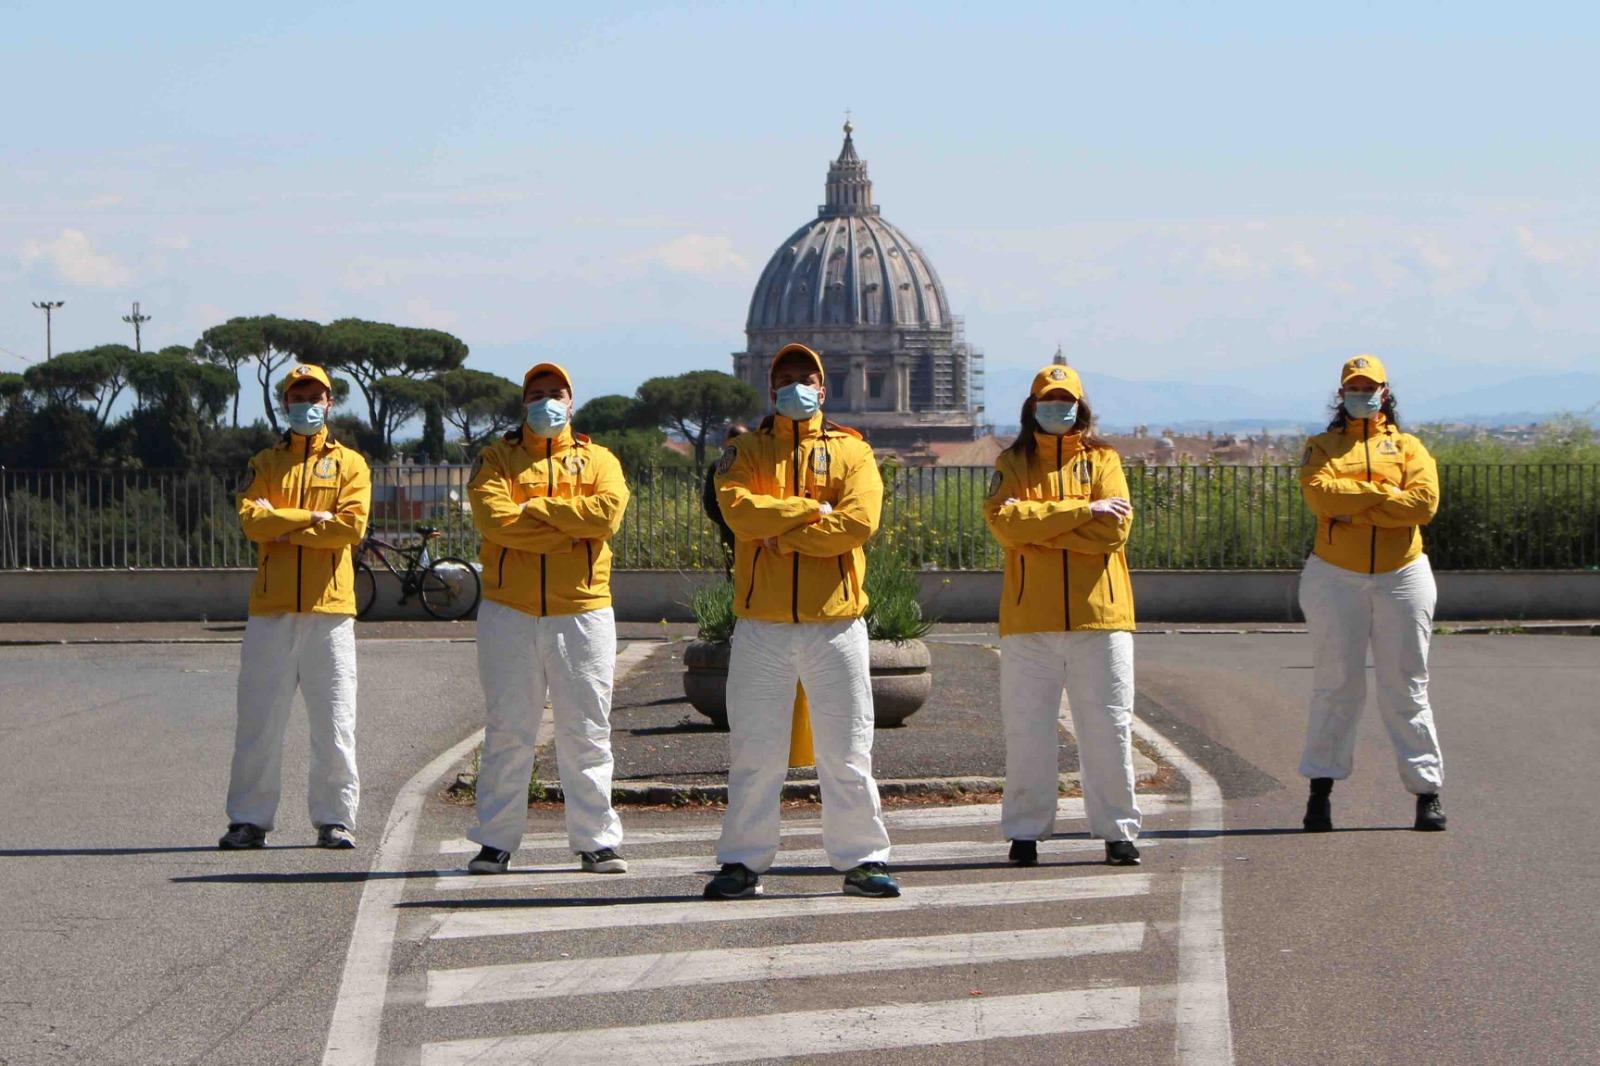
[317,824,356,849]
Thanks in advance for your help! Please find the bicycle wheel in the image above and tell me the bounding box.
[353,563,378,619]
[419,556,480,620]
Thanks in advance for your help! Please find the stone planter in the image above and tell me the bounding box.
[682,637,932,729]
[683,640,732,729]
[868,638,932,727]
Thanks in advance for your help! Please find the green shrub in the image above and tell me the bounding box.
[864,535,933,643]
[690,578,736,643]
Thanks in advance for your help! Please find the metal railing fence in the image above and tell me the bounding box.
[3,463,1597,572]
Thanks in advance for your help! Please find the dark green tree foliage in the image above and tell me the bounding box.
[574,394,653,434]
[369,375,445,451]
[22,345,136,426]
[199,317,323,432]
[436,368,522,450]
[319,320,468,447]
[635,370,760,467]
[420,399,447,463]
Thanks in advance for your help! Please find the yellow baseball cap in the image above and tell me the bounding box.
[769,343,825,384]
[1340,354,1388,386]
[523,362,573,394]
[1031,363,1083,399]
[278,364,332,393]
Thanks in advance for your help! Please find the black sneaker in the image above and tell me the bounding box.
[218,823,266,850]
[1303,777,1334,833]
[842,862,901,898]
[467,845,511,874]
[1414,793,1447,831]
[1105,840,1141,866]
[704,862,762,899]
[1008,840,1038,866]
[579,847,628,873]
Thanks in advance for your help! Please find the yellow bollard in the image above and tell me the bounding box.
[788,682,814,768]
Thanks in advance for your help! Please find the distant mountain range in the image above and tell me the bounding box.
[983,370,1600,435]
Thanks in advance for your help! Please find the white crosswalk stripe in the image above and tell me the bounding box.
[418,987,1145,1066]
[427,872,1152,939]
[426,922,1146,1007]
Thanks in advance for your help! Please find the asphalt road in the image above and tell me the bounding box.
[1,630,1595,1064]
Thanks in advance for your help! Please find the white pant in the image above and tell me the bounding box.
[470,600,623,854]
[1000,630,1140,843]
[1298,554,1445,793]
[226,613,359,831]
[717,618,891,872]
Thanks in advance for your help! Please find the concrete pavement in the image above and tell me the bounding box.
[1,626,1596,1063]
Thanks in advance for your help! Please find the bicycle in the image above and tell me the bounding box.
[354,525,481,621]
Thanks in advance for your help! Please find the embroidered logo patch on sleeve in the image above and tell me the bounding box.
[1300,445,1313,466]
[715,445,737,476]
[234,463,256,496]
[987,470,1003,498]
[470,454,487,481]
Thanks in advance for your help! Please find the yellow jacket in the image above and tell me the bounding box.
[238,430,372,616]
[470,425,629,616]
[984,432,1136,635]
[715,413,881,624]
[1300,414,1439,574]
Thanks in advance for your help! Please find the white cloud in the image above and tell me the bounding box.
[155,233,192,250]
[1201,244,1257,276]
[85,194,125,209]
[402,297,460,331]
[1515,225,1566,264]
[629,233,748,277]
[1282,241,1318,275]
[19,229,131,288]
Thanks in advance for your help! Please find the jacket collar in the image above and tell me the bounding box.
[517,424,579,455]
[1033,429,1087,458]
[281,428,331,453]
[1342,413,1392,435]
[769,412,828,443]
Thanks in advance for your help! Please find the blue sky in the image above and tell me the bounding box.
[4,1,1598,426]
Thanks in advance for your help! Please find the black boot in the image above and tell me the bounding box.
[1008,839,1038,866]
[1414,793,1447,831]
[1303,778,1334,833]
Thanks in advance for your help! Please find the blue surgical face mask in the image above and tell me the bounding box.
[775,382,821,421]
[1035,400,1079,434]
[1343,389,1383,419]
[526,397,570,438]
[287,401,326,435]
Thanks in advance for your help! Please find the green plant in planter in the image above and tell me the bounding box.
[864,535,934,643]
[690,578,737,643]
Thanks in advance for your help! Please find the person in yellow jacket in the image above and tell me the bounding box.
[703,343,898,900]
[983,363,1142,867]
[220,364,371,850]
[463,362,633,876]
[1297,355,1446,833]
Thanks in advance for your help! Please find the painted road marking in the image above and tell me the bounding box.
[433,794,1185,854]
[418,986,1143,1066]
[428,872,1153,940]
[426,922,1146,1007]
[319,641,655,1066]
[1133,714,1235,1066]
[429,836,1161,891]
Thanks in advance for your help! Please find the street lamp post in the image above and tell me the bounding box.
[31,300,64,360]
[122,301,151,353]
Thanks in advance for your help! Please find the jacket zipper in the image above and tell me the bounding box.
[584,541,594,586]
[791,426,801,624]
[744,545,764,609]
[296,435,312,611]
[1016,555,1027,605]
[1363,421,1377,574]
[1105,556,1115,603]
[1057,436,1070,631]
[497,546,508,587]
[540,439,552,614]
[330,555,338,590]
